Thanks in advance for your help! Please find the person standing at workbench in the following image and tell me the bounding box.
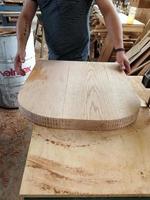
[15,0,130,75]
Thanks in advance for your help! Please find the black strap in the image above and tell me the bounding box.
[114,48,125,52]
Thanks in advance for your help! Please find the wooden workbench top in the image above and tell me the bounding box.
[20,77,150,198]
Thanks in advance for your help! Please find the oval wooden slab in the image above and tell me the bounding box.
[18,60,140,131]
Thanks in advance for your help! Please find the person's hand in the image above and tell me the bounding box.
[116,51,131,73]
[15,51,26,76]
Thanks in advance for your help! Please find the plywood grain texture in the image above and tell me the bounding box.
[20,77,150,198]
[18,60,140,131]
[20,109,150,197]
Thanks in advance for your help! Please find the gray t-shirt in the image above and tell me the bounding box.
[34,0,93,60]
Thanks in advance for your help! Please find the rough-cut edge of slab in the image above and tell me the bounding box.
[19,105,139,131]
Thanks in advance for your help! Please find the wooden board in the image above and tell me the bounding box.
[18,60,140,131]
[20,77,150,198]
[20,109,150,198]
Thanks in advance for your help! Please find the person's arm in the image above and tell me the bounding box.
[15,0,38,75]
[96,0,130,73]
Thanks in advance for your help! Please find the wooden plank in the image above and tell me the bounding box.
[129,60,150,75]
[20,110,150,197]
[130,42,150,64]
[131,49,150,69]
[138,61,150,76]
[127,32,150,61]
[18,60,140,131]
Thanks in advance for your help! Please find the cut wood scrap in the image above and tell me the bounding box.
[131,49,150,69]
[129,60,150,75]
[138,61,150,75]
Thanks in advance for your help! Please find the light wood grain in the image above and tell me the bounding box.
[18,60,140,131]
[20,77,150,198]
[20,109,150,197]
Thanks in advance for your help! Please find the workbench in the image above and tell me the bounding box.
[20,77,150,200]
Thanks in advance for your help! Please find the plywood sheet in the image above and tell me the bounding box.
[18,61,140,131]
[20,108,150,197]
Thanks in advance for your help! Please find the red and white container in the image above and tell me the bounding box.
[0,30,35,108]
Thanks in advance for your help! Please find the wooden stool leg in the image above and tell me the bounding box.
[40,26,45,58]
[98,34,113,62]
[34,18,39,46]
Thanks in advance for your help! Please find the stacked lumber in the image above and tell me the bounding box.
[127,24,150,75]
[89,5,141,62]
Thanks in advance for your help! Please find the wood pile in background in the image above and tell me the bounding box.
[127,21,150,75]
[89,5,141,62]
